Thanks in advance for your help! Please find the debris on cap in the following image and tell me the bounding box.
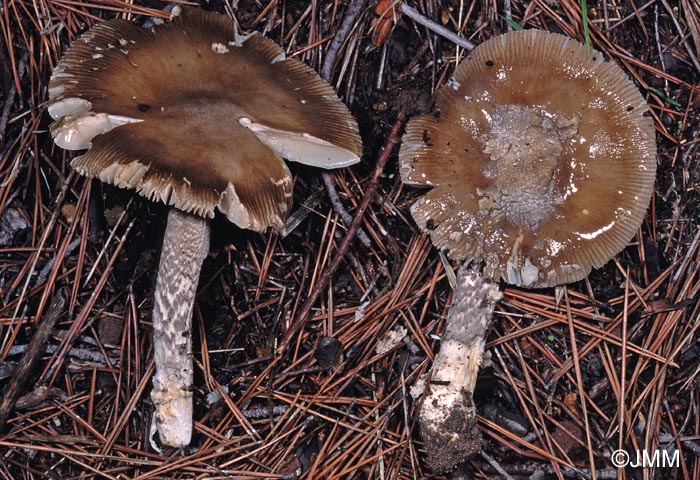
[47,7,364,449]
[48,7,362,232]
[400,29,657,288]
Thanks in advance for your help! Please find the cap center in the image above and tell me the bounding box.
[478,104,580,230]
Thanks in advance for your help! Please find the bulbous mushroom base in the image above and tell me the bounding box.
[419,339,484,471]
[151,383,193,447]
[418,266,501,471]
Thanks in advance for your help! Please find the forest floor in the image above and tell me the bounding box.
[0,0,699,478]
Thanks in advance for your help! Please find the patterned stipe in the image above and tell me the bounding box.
[150,209,210,447]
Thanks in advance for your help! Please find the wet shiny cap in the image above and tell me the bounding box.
[48,7,362,232]
[400,29,656,288]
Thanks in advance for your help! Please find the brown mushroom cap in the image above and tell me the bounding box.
[48,8,362,232]
[400,29,656,288]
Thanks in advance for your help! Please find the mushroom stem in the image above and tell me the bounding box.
[151,208,210,447]
[419,265,501,471]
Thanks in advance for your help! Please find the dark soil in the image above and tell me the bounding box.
[0,0,699,478]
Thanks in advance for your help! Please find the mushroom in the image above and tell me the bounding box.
[400,29,656,470]
[48,7,361,447]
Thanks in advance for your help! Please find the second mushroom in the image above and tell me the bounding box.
[400,30,656,470]
[48,8,361,447]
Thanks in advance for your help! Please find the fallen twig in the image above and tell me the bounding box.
[320,0,366,81]
[279,115,405,351]
[321,172,372,248]
[0,293,65,428]
[319,0,371,248]
[399,4,475,51]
